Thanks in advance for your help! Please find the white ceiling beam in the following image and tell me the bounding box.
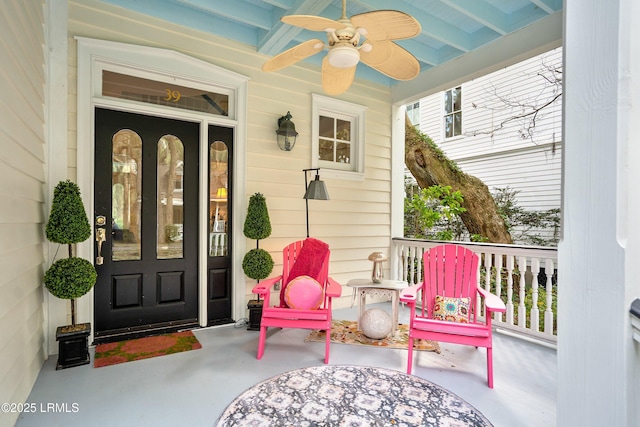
[258,0,293,9]
[392,11,563,105]
[528,0,557,15]
[351,0,473,52]
[439,0,509,35]
[177,0,273,30]
[257,0,334,55]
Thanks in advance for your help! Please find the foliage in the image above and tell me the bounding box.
[242,193,274,281]
[243,193,272,240]
[242,248,274,280]
[45,180,97,325]
[492,187,560,246]
[404,181,467,240]
[44,257,97,300]
[46,180,91,245]
[403,178,560,246]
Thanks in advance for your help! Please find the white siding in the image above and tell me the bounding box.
[415,48,563,243]
[457,144,562,211]
[66,0,393,313]
[0,1,47,426]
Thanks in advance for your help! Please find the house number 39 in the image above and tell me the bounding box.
[164,89,181,102]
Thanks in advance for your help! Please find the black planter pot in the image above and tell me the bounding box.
[247,299,263,331]
[55,323,91,370]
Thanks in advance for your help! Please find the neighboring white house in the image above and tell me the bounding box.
[407,48,563,244]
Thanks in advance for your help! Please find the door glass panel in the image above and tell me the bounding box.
[209,141,228,257]
[112,130,142,261]
[157,135,185,259]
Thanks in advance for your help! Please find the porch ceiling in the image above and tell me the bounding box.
[99,0,563,99]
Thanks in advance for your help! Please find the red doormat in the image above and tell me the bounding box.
[94,330,202,368]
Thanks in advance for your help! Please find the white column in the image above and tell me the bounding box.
[559,0,640,424]
[45,0,69,356]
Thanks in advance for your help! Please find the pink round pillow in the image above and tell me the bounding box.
[284,275,324,309]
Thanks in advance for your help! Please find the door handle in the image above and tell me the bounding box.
[96,228,106,265]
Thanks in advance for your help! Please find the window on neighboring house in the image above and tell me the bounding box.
[406,101,420,130]
[444,86,462,138]
[312,94,366,179]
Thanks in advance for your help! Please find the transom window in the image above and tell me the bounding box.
[312,94,366,179]
[102,70,229,116]
[444,86,462,138]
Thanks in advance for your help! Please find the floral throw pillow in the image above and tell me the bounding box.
[433,295,470,323]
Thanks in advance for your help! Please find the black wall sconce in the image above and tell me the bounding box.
[276,111,298,151]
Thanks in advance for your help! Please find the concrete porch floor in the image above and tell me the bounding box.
[14,302,556,427]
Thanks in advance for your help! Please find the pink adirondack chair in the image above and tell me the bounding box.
[251,238,342,363]
[400,244,506,388]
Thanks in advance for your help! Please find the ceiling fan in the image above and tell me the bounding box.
[262,0,422,95]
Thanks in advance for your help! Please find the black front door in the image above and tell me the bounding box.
[93,108,199,342]
[207,125,234,325]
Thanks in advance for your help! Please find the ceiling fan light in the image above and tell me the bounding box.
[327,45,360,68]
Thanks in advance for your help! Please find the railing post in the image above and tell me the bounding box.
[397,244,406,282]
[494,253,503,322]
[531,258,540,332]
[518,256,527,328]
[408,246,416,285]
[544,258,555,334]
[482,251,492,321]
[506,255,514,325]
[416,246,423,286]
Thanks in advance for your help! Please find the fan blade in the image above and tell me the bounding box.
[321,56,356,95]
[262,39,326,72]
[359,40,420,80]
[351,10,421,41]
[281,15,347,32]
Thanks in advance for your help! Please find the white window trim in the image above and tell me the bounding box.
[312,94,366,181]
[443,86,463,139]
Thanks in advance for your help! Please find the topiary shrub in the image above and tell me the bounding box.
[45,180,97,325]
[242,248,275,280]
[45,257,98,300]
[243,193,272,240]
[242,193,274,282]
[46,180,91,248]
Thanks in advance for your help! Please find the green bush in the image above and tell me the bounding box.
[44,257,97,299]
[243,193,272,240]
[44,180,97,325]
[46,180,91,245]
[242,248,274,280]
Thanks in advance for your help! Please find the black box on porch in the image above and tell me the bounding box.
[55,323,91,370]
[247,299,263,331]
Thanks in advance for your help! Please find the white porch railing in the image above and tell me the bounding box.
[391,238,558,345]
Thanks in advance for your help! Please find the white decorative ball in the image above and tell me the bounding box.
[360,308,393,339]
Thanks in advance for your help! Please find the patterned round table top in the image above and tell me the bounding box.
[216,365,493,427]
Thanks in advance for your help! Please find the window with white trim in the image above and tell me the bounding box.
[444,86,462,138]
[312,94,366,180]
[406,101,420,130]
